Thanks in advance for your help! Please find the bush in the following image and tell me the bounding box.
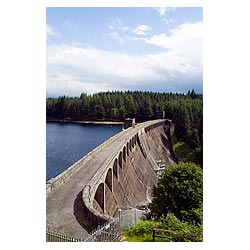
[150,162,203,224]
[125,220,163,237]
[160,213,203,242]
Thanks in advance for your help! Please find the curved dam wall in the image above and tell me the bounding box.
[81,120,177,227]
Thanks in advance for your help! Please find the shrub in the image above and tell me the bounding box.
[125,220,164,237]
[150,162,203,224]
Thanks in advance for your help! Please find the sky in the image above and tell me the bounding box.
[46,7,203,97]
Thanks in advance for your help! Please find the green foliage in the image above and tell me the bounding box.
[160,213,203,242]
[173,99,203,148]
[187,128,200,148]
[174,141,203,167]
[46,90,202,123]
[124,214,202,242]
[150,162,203,224]
[180,208,203,225]
[125,220,163,238]
[174,105,191,141]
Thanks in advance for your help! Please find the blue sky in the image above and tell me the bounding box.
[47,7,203,97]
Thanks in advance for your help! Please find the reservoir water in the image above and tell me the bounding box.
[46,122,122,181]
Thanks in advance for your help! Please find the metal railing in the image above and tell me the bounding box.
[46,229,83,242]
[84,217,120,242]
[83,208,146,242]
[46,208,148,242]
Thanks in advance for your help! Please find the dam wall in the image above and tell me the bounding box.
[46,119,177,236]
[81,120,177,228]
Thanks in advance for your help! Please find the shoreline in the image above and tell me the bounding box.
[46,119,124,125]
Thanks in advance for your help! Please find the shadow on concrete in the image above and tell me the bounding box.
[73,191,94,233]
[137,136,147,159]
[161,124,178,163]
[160,133,170,149]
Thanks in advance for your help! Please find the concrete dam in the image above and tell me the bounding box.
[46,119,177,238]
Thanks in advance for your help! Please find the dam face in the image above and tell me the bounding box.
[46,120,177,238]
[96,123,175,216]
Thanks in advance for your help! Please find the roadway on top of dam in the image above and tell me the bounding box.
[46,119,165,239]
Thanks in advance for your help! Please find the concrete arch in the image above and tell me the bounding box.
[123,146,126,162]
[134,135,137,145]
[113,158,118,179]
[136,133,139,143]
[127,142,130,156]
[118,151,123,169]
[94,182,105,212]
[105,168,113,192]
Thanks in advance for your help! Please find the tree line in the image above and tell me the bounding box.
[46,89,202,153]
[46,90,201,120]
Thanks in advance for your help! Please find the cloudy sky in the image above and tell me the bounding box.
[46,7,203,97]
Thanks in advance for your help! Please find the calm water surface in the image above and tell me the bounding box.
[46,122,121,181]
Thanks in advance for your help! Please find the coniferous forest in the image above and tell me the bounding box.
[46,90,203,165]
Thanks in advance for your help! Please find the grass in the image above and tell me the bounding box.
[122,220,167,242]
[122,217,203,242]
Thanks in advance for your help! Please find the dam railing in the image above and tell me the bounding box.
[46,229,84,242]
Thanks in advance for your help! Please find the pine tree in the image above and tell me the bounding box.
[174,104,191,141]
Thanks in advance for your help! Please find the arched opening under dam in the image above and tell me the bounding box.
[113,158,118,179]
[118,151,123,169]
[105,168,113,192]
[94,183,105,213]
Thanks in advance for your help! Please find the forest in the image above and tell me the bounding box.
[46,90,203,165]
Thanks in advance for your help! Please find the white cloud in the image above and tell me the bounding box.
[163,18,175,25]
[109,18,129,32]
[154,7,176,16]
[133,25,151,36]
[108,18,130,45]
[141,21,202,66]
[63,21,77,31]
[46,24,60,39]
[47,35,202,97]
[109,31,125,46]
[154,7,168,16]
